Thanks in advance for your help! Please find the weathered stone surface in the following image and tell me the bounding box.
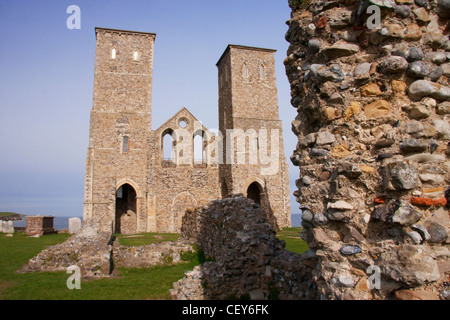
[327,200,354,210]
[68,217,82,234]
[372,199,423,226]
[353,62,371,78]
[317,64,345,82]
[423,221,448,243]
[400,139,428,153]
[408,80,450,101]
[310,148,329,157]
[361,82,383,96]
[321,41,360,59]
[432,120,450,140]
[370,0,396,8]
[375,138,395,149]
[418,173,444,184]
[395,289,440,300]
[407,47,424,62]
[340,245,361,255]
[404,103,431,119]
[382,161,419,190]
[364,100,390,118]
[378,244,441,286]
[308,38,322,52]
[429,67,444,82]
[2,221,14,234]
[378,56,408,74]
[404,153,446,163]
[412,224,431,241]
[436,101,450,115]
[407,231,423,244]
[407,61,430,78]
[437,0,450,18]
[413,7,431,21]
[315,131,336,145]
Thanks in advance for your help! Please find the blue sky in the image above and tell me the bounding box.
[0,0,300,217]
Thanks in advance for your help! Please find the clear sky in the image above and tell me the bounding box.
[0,0,300,217]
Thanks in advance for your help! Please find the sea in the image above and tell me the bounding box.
[13,215,300,230]
[13,216,83,231]
[291,213,302,227]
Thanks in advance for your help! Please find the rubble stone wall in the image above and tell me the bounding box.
[171,195,317,300]
[285,0,449,299]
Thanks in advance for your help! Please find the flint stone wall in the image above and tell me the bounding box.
[25,216,56,236]
[171,195,318,300]
[285,0,450,299]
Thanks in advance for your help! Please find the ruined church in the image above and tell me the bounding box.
[83,27,291,234]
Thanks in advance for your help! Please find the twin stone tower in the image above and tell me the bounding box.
[83,27,291,234]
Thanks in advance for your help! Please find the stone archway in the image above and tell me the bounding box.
[115,183,137,234]
[171,192,197,233]
[246,181,263,205]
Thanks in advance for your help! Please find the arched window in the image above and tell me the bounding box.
[111,48,117,59]
[162,131,174,161]
[193,132,204,164]
[242,62,249,79]
[260,64,265,80]
[133,50,139,61]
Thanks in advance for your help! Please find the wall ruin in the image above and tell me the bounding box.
[171,195,317,300]
[285,0,449,299]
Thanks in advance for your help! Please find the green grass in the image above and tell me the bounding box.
[0,212,20,218]
[0,228,308,300]
[116,232,180,246]
[276,227,309,255]
[0,232,199,300]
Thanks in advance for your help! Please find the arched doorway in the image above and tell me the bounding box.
[247,182,262,205]
[115,184,137,234]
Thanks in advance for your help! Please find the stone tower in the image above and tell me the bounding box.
[217,45,291,228]
[83,28,155,233]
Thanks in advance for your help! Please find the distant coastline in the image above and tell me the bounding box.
[0,212,25,221]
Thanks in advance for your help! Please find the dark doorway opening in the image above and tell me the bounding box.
[115,184,137,234]
[247,182,262,205]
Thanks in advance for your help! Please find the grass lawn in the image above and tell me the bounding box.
[0,232,199,300]
[116,232,180,246]
[0,227,308,300]
[276,227,309,254]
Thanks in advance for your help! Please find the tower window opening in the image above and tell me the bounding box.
[243,62,249,79]
[260,65,265,80]
[122,136,129,153]
[133,50,139,60]
[111,48,117,59]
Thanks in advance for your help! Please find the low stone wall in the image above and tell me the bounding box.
[113,239,194,269]
[25,216,56,236]
[19,218,195,279]
[171,195,318,300]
